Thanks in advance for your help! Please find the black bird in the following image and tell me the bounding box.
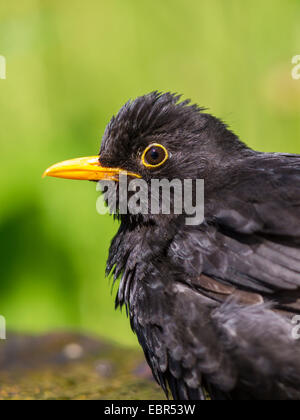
[44,92,300,400]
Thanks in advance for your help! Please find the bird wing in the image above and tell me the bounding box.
[132,279,238,400]
[133,273,300,400]
[171,153,300,311]
[211,153,300,239]
[132,153,300,400]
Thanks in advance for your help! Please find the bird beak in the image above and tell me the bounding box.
[43,156,141,181]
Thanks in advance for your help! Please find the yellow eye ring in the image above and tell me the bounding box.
[141,143,169,168]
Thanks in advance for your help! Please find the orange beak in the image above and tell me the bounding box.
[43,156,141,181]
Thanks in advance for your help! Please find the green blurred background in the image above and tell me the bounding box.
[0,0,299,346]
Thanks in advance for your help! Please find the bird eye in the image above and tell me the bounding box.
[142,144,168,168]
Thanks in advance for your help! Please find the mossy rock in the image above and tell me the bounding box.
[0,333,165,400]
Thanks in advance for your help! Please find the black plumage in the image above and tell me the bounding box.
[47,92,300,400]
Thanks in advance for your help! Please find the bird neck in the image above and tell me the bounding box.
[107,215,181,310]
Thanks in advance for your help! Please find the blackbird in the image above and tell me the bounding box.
[44,92,300,400]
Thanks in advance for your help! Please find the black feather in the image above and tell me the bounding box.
[100,92,300,400]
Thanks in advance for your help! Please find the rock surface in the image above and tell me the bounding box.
[0,332,165,400]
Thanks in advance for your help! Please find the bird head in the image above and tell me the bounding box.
[44,92,248,222]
